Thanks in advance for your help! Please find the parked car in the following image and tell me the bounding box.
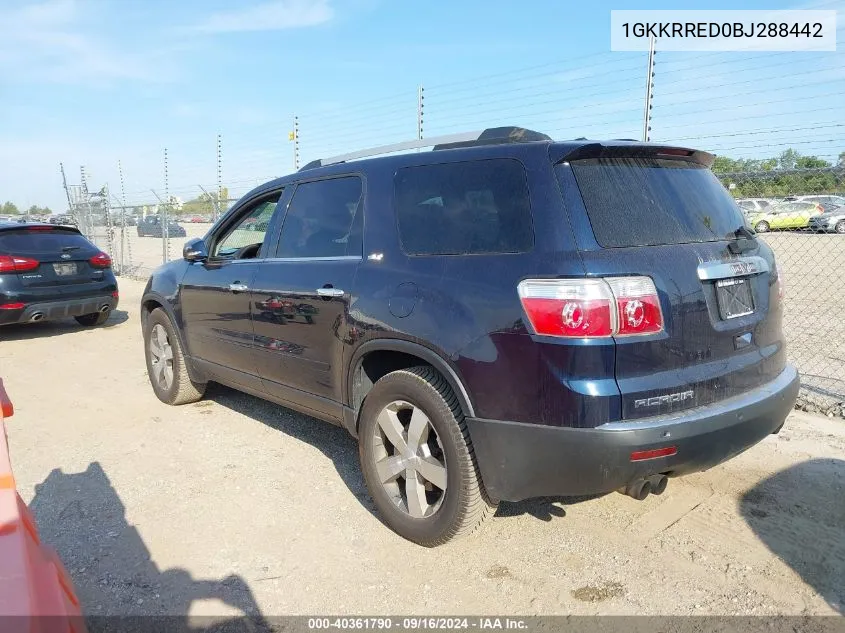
[136,216,187,238]
[140,126,797,546]
[49,214,77,226]
[782,194,845,213]
[0,224,118,327]
[807,204,845,234]
[187,215,208,223]
[736,198,774,214]
[747,201,823,232]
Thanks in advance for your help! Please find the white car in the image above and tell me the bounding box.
[782,195,845,213]
[736,198,774,214]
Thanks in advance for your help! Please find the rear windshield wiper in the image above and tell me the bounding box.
[728,225,757,254]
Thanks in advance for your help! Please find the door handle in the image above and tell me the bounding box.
[228,283,249,293]
[316,287,344,297]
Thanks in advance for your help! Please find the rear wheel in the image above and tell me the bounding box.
[75,311,110,327]
[754,221,770,233]
[835,220,845,234]
[144,308,205,405]
[358,366,497,546]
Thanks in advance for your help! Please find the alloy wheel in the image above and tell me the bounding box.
[148,324,174,391]
[371,400,448,519]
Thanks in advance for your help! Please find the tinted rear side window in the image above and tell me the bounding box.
[568,157,744,248]
[395,159,533,255]
[0,230,93,254]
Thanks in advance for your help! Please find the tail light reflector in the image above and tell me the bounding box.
[518,276,663,339]
[630,446,677,462]
[0,255,39,273]
[0,303,25,310]
[0,379,12,419]
[89,252,112,269]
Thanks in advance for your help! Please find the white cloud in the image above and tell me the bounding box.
[0,0,169,84]
[193,0,334,33]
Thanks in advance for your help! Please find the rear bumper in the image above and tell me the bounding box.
[466,364,799,502]
[0,295,118,326]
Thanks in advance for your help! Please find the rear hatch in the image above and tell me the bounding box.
[558,148,785,420]
[0,226,108,291]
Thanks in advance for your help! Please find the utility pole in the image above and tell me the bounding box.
[642,35,656,142]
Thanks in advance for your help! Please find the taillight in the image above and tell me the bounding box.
[518,276,663,339]
[517,279,614,337]
[0,255,39,273]
[0,379,12,419]
[89,252,112,269]
[0,303,26,310]
[607,277,663,336]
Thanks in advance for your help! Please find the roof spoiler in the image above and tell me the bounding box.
[553,142,715,167]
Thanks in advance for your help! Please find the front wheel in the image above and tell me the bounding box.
[835,220,845,234]
[358,366,497,547]
[144,308,205,405]
[754,221,770,233]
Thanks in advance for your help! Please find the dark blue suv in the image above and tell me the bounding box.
[141,127,799,546]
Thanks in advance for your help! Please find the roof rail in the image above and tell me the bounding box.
[299,126,551,171]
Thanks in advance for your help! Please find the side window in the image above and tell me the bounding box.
[276,177,363,259]
[212,191,282,259]
[394,158,533,256]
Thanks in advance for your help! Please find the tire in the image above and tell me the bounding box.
[358,366,497,546]
[144,308,205,405]
[75,311,110,327]
[835,220,845,234]
[754,221,770,233]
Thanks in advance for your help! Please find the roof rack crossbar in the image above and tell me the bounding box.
[316,130,484,167]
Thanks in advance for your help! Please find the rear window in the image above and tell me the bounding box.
[0,229,92,254]
[568,157,744,248]
[395,159,533,255]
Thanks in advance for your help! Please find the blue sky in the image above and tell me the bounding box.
[0,0,842,211]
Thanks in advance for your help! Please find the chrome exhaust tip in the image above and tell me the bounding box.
[99,305,111,313]
[30,312,45,322]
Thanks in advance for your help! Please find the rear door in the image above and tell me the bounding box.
[559,153,785,420]
[0,226,110,300]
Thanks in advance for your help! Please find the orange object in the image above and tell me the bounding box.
[0,379,87,633]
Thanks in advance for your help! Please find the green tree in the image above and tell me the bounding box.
[795,156,831,169]
[2,201,20,215]
[778,148,801,170]
[838,151,845,167]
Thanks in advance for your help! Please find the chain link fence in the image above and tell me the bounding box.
[716,167,845,414]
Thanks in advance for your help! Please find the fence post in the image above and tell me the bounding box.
[641,35,656,142]
[216,133,223,222]
[163,148,169,264]
[118,160,131,275]
[417,85,424,141]
[293,116,300,170]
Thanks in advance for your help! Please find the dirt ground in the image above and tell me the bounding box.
[1,277,844,619]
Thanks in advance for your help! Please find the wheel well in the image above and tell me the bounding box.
[140,299,162,329]
[352,350,429,412]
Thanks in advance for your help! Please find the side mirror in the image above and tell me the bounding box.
[183,238,208,262]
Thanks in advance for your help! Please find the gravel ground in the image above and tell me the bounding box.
[1,277,843,620]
